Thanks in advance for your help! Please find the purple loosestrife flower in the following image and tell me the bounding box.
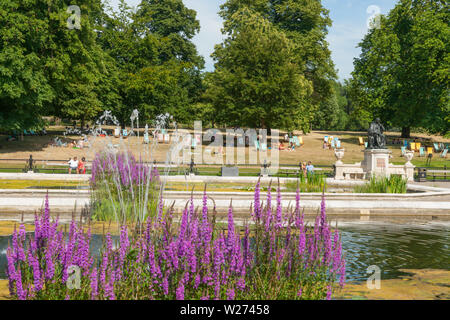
[28,250,42,292]
[226,204,235,252]
[194,274,201,289]
[6,249,17,295]
[162,276,169,296]
[275,186,282,228]
[176,279,185,300]
[226,288,235,300]
[253,179,261,220]
[297,288,303,298]
[326,286,332,300]
[265,187,272,232]
[15,269,26,300]
[90,267,98,300]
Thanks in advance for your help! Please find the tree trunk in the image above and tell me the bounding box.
[401,126,411,138]
[81,117,85,130]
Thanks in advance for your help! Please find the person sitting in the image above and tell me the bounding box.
[68,157,79,174]
[279,142,286,150]
[78,157,86,174]
[323,140,328,149]
[306,161,314,175]
[302,162,307,177]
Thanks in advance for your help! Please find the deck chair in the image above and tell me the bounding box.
[410,142,416,151]
[294,136,300,147]
[114,128,121,138]
[433,143,441,152]
[164,134,170,143]
[330,140,335,149]
[336,140,341,148]
[157,133,164,143]
[419,147,425,157]
[364,142,368,148]
[299,137,303,146]
[401,146,406,156]
[415,142,421,152]
[324,136,328,143]
[254,140,260,150]
[403,140,408,147]
[441,149,448,158]
[358,137,364,146]
[122,129,128,139]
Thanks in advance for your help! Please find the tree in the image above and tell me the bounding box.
[219,0,337,125]
[0,0,118,130]
[98,0,205,125]
[351,0,449,137]
[205,8,312,131]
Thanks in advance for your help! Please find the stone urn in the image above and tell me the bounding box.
[404,150,414,164]
[334,148,345,164]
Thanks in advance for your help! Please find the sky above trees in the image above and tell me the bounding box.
[111,0,397,80]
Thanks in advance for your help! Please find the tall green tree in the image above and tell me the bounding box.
[99,0,205,126]
[0,0,117,130]
[219,0,337,128]
[351,0,449,137]
[206,8,312,131]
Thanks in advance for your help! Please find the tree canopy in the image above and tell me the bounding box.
[351,0,449,137]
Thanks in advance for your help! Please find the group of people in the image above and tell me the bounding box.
[68,156,87,174]
[300,161,314,176]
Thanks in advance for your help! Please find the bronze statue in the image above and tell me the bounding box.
[367,118,386,149]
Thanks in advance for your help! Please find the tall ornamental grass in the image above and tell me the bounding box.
[285,173,327,193]
[6,186,345,300]
[354,174,407,194]
[90,152,161,223]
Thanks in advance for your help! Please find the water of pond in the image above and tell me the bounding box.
[0,222,448,282]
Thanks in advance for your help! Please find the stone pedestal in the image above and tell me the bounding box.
[361,149,392,178]
[334,148,415,181]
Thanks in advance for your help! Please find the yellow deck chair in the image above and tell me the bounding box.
[415,142,421,152]
[358,137,364,146]
[299,136,303,146]
[410,142,416,151]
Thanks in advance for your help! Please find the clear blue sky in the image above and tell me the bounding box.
[109,0,397,80]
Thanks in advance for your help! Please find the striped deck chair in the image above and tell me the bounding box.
[415,142,421,152]
[254,140,260,150]
[358,137,364,146]
[401,146,406,156]
[261,143,267,151]
[433,143,441,152]
[330,139,335,149]
[336,140,341,148]
[122,129,128,139]
[143,133,150,144]
[441,149,448,158]
[364,142,368,148]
